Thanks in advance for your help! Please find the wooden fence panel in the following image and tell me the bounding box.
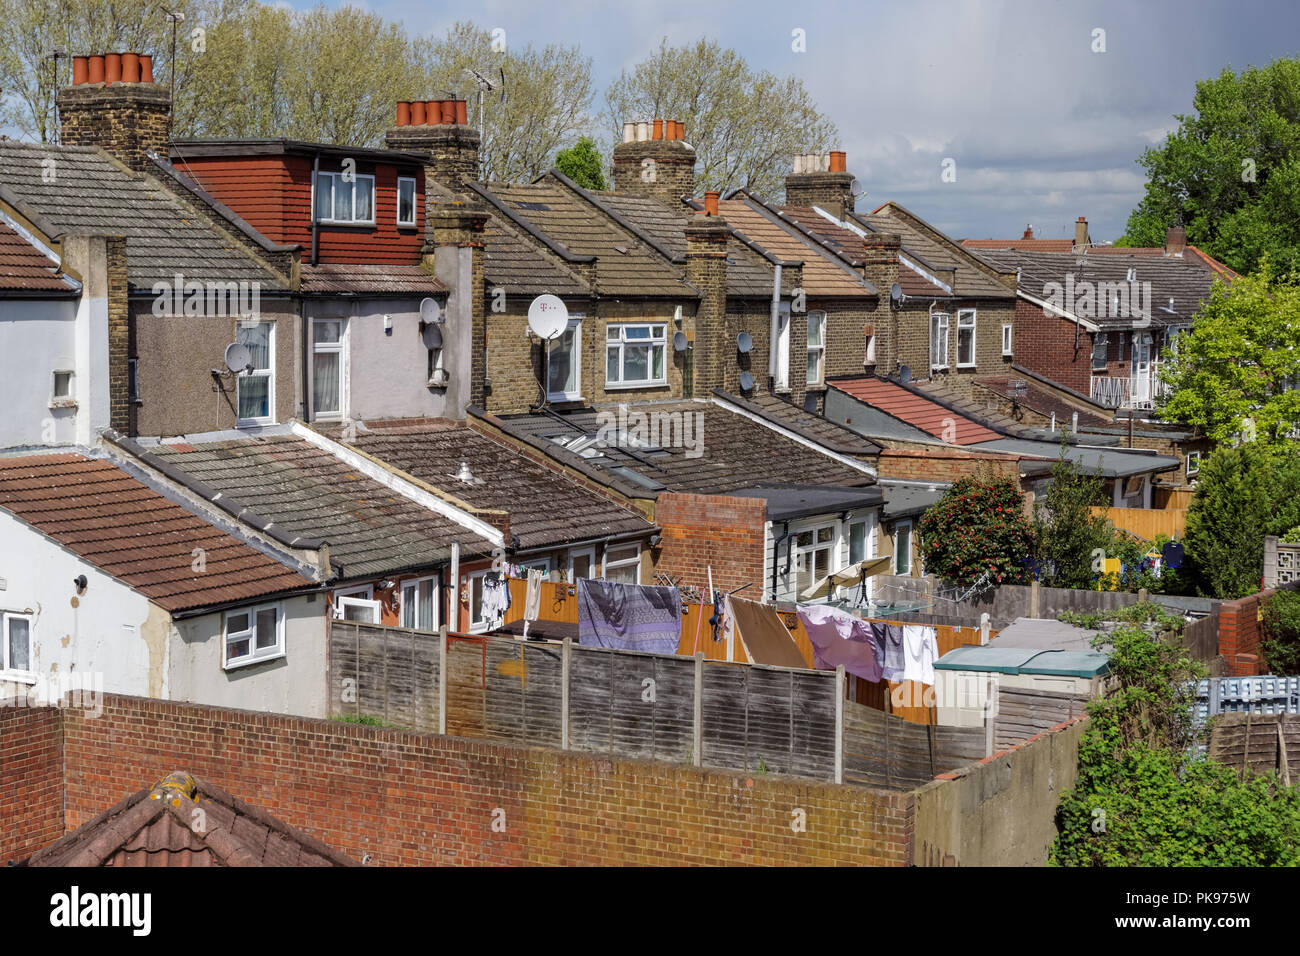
[993,686,1086,751]
[1091,506,1187,542]
[1209,712,1300,782]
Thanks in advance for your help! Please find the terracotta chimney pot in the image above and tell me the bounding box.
[122,52,140,83]
[455,99,468,125]
[105,53,122,86]
[72,56,88,85]
[395,101,411,126]
[440,99,455,125]
[704,191,720,217]
[410,100,426,125]
[652,118,663,140]
[139,54,154,83]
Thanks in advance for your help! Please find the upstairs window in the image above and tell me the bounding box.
[397,176,417,227]
[2,611,32,676]
[315,171,375,225]
[806,311,826,386]
[312,318,345,420]
[1002,323,1013,356]
[606,323,667,388]
[547,318,582,401]
[930,313,949,369]
[236,320,274,424]
[957,309,977,367]
[1091,333,1108,371]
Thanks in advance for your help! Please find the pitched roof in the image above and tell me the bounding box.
[714,197,876,297]
[0,143,288,291]
[26,771,357,867]
[146,431,495,577]
[1086,243,1239,279]
[828,378,1002,445]
[713,389,881,456]
[962,237,1075,252]
[479,178,695,297]
[487,401,872,498]
[300,263,444,296]
[0,454,312,611]
[974,376,1112,429]
[962,235,1239,279]
[0,220,80,294]
[906,377,1052,440]
[319,418,653,551]
[854,203,1014,299]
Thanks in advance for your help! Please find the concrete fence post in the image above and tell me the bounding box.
[1030,579,1040,618]
[438,624,448,735]
[561,638,571,750]
[693,652,704,767]
[834,665,845,784]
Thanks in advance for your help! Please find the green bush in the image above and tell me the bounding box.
[916,473,1034,588]
[1261,589,1300,674]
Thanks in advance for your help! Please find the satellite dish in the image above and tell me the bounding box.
[899,364,912,383]
[739,371,755,392]
[890,283,904,308]
[419,297,442,325]
[673,331,688,352]
[224,342,252,374]
[527,294,568,340]
[736,331,752,354]
[422,323,444,350]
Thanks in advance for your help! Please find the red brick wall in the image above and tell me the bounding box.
[877,448,1021,483]
[1220,589,1271,676]
[653,493,767,594]
[0,705,65,863]
[42,695,913,866]
[1011,299,1091,394]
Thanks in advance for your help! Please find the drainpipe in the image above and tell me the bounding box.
[449,540,460,632]
[311,150,321,267]
[770,520,791,602]
[768,263,782,386]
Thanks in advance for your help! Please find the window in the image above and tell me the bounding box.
[568,547,596,581]
[606,323,667,388]
[1186,450,1201,477]
[806,311,826,386]
[894,521,912,576]
[1,612,33,676]
[52,370,72,399]
[224,603,283,668]
[547,318,582,400]
[848,520,869,564]
[312,318,345,420]
[397,176,417,227]
[956,309,976,367]
[865,330,876,365]
[1117,331,1126,363]
[774,303,791,390]
[236,321,274,424]
[1091,333,1108,371]
[400,575,438,630]
[603,544,641,584]
[465,571,491,633]
[314,171,376,225]
[1002,324,1013,356]
[794,525,836,597]
[930,312,949,369]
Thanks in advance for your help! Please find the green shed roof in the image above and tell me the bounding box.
[936,645,1110,678]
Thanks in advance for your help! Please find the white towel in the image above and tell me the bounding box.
[901,625,937,685]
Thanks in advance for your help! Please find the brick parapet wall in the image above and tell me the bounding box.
[877,448,1022,483]
[653,492,767,595]
[0,705,65,863]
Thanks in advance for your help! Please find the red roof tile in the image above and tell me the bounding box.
[0,221,79,293]
[829,378,1001,445]
[962,237,1074,252]
[0,454,312,611]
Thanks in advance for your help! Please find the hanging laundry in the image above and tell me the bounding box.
[479,571,511,630]
[521,568,544,640]
[881,623,906,682]
[729,596,806,667]
[797,604,882,683]
[901,624,938,685]
[576,578,682,654]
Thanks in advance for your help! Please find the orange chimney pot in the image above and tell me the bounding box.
[72,56,88,85]
[104,53,122,86]
[440,99,455,125]
[455,99,468,125]
[139,54,153,83]
[87,55,104,84]
[829,150,847,173]
[122,52,140,83]
[704,191,719,216]
[410,100,426,125]
[395,101,411,126]
[652,118,663,140]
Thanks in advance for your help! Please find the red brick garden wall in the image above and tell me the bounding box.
[0,705,65,863]
[653,492,767,595]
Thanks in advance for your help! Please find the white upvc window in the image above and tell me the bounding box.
[332,584,376,622]
[806,311,826,386]
[794,524,837,598]
[602,543,641,584]
[956,309,977,367]
[547,318,582,401]
[314,171,376,225]
[396,176,417,228]
[1186,450,1201,477]
[1002,323,1013,356]
[1091,332,1108,371]
[568,546,597,581]
[605,323,667,388]
[465,570,493,633]
[223,603,284,669]
[312,317,346,420]
[894,520,913,576]
[930,312,949,369]
[236,320,274,425]
[1,611,33,678]
[400,575,438,631]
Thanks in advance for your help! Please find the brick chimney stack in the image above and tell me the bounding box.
[1073,216,1090,253]
[861,232,901,374]
[785,151,854,219]
[385,99,481,195]
[1165,225,1187,257]
[612,119,696,211]
[1022,224,1034,239]
[685,194,730,393]
[57,52,170,173]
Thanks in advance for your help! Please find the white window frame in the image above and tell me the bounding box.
[1001,323,1013,356]
[930,312,949,370]
[602,543,641,584]
[806,310,826,386]
[894,520,913,576]
[235,320,275,426]
[775,302,791,391]
[1091,332,1108,371]
[1,611,35,681]
[312,317,347,421]
[313,171,377,226]
[792,522,838,598]
[956,309,977,368]
[568,546,597,581]
[396,176,417,228]
[223,602,285,670]
[465,570,491,634]
[331,584,373,620]
[1186,450,1201,477]
[605,322,668,389]
[399,574,439,631]
[547,317,583,401]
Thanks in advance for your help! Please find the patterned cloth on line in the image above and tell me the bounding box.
[576,578,682,654]
[797,603,882,683]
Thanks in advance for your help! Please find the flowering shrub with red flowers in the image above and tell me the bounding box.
[915,474,1034,587]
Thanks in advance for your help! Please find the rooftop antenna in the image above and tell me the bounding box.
[465,66,505,175]
[43,47,66,144]
[165,9,185,135]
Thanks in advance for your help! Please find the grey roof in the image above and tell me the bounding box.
[970,437,1181,478]
[729,484,883,521]
[146,431,495,577]
[988,617,1104,653]
[878,479,949,519]
[713,389,881,456]
[852,204,1014,299]
[0,142,288,291]
[975,248,1219,329]
[824,387,948,444]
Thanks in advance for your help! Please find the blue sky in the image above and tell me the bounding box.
[196,1,1300,240]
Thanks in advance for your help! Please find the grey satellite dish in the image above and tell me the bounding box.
[419,297,442,325]
[739,371,755,392]
[224,342,252,374]
[527,294,568,340]
[736,331,752,354]
[890,283,904,308]
[421,322,443,350]
[899,364,912,383]
[673,331,688,352]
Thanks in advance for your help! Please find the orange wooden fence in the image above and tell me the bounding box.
[1092,506,1187,543]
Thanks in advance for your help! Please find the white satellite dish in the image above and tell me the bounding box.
[224,342,252,374]
[673,331,689,352]
[736,331,752,354]
[422,323,443,350]
[739,371,755,392]
[419,297,442,325]
[527,294,568,340]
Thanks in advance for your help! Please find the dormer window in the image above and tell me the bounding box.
[397,177,417,227]
[315,171,375,225]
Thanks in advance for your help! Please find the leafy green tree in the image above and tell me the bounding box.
[1119,58,1300,276]
[916,473,1034,588]
[1159,263,1300,443]
[554,136,606,190]
[1033,448,1114,589]
[603,37,838,197]
[1261,589,1300,675]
